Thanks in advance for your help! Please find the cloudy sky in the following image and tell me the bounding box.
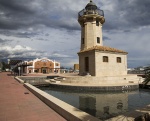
[0,0,150,68]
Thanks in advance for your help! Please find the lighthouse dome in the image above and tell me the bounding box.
[85,0,97,10]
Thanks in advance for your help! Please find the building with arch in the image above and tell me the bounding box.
[26,58,60,74]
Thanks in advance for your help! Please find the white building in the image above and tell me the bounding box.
[25,58,60,74]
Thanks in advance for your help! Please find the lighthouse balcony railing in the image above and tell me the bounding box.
[78,8,104,17]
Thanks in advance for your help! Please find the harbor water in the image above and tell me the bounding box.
[39,87,150,120]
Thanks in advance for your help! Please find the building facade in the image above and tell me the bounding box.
[78,0,128,76]
[26,58,60,74]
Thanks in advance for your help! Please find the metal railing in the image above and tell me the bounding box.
[78,8,104,17]
[128,70,145,74]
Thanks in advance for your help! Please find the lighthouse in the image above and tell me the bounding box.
[78,0,128,76]
[78,0,105,50]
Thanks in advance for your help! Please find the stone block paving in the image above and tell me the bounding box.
[0,72,67,121]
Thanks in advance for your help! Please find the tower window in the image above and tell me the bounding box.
[97,37,100,43]
[117,57,121,63]
[96,21,99,26]
[103,56,108,62]
[82,38,84,44]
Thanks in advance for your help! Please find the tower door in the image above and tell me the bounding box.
[85,57,89,72]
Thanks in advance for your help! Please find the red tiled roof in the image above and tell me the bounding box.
[78,46,128,54]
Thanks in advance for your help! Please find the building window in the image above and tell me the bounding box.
[50,63,52,66]
[103,56,108,62]
[82,38,84,44]
[117,57,121,63]
[96,21,99,26]
[97,37,100,44]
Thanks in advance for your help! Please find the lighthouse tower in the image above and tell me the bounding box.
[78,0,128,76]
[78,0,105,51]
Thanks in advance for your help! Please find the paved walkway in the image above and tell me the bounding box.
[0,72,67,121]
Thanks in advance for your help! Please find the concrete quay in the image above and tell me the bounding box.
[0,72,67,121]
[19,73,141,92]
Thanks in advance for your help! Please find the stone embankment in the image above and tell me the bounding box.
[15,74,150,121]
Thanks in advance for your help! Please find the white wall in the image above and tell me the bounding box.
[95,51,127,76]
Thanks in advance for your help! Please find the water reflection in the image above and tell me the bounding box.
[39,87,150,120]
[79,96,96,116]
[78,93,128,119]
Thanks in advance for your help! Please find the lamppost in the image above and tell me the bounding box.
[18,66,21,76]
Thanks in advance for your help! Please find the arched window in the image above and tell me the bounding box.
[117,57,121,63]
[103,56,108,62]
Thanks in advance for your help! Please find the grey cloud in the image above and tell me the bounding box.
[0,38,12,45]
[0,0,35,14]
[0,45,47,60]
[0,29,39,38]
[119,0,150,27]
[0,50,10,58]
[0,0,79,31]
[15,31,39,38]
[0,0,150,32]
[37,38,48,41]
[45,33,49,36]
[103,36,111,41]
[0,0,36,30]
[103,0,150,31]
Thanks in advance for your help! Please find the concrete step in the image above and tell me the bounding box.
[50,79,61,84]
